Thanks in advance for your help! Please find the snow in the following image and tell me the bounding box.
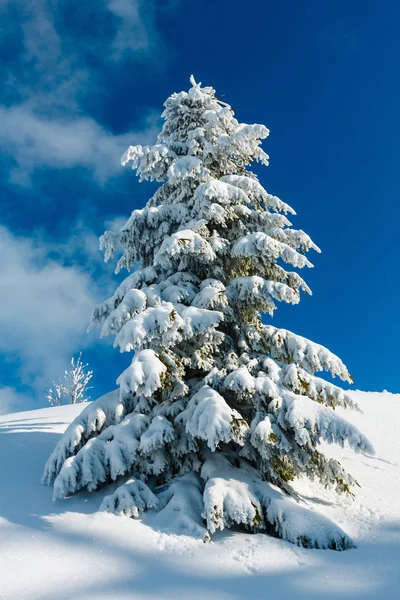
[100,478,159,518]
[242,323,352,382]
[232,232,314,270]
[220,174,296,215]
[179,306,223,337]
[167,156,204,183]
[114,303,184,352]
[52,411,149,498]
[117,349,167,397]
[1,390,399,599]
[121,143,176,182]
[139,415,175,454]
[177,385,246,451]
[201,453,353,549]
[154,229,216,270]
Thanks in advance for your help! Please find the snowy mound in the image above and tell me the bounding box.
[0,390,399,599]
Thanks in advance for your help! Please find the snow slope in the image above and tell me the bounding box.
[0,391,399,600]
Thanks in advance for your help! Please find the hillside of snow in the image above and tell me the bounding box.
[0,390,399,600]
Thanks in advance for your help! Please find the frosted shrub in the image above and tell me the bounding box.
[47,354,93,406]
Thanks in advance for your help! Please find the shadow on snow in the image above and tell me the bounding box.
[0,416,399,600]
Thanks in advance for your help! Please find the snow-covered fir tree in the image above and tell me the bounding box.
[47,354,93,406]
[42,77,373,550]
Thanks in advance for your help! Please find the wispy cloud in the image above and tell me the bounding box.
[0,107,159,185]
[0,0,170,413]
[0,224,108,411]
[107,0,158,58]
[0,0,163,184]
[0,387,27,416]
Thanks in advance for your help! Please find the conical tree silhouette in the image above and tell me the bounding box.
[43,77,372,549]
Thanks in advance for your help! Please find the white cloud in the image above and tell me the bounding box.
[0,0,168,412]
[0,106,158,185]
[107,0,155,57]
[0,0,163,183]
[0,225,104,410]
[0,387,27,416]
[5,0,158,82]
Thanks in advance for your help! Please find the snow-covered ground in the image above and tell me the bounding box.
[0,391,399,600]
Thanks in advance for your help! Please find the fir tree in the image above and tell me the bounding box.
[42,77,373,550]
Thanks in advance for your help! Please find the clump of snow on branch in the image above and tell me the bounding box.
[201,453,354,550]
[100,478,158,518]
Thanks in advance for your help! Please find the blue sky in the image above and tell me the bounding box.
[1,0,399,414]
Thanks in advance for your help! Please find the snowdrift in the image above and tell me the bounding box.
[0,390,399,599]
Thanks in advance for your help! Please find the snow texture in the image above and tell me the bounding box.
[1,392,399,599]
